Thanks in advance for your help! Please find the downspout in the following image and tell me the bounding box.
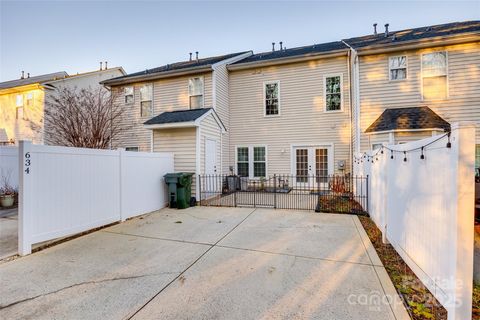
[342,40,359,172]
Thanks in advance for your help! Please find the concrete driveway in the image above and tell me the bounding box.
[0,207,408,320]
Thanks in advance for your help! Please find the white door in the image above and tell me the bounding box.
[205,139,217,175]
[293,146,331,187]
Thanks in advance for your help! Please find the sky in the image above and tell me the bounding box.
[0,0,479,81]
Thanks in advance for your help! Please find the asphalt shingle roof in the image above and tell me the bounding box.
[144,108,212,126]
[365,107,451,133]
[106,52,249,84]
[0,72,68,90]
[344,20,480,49]
[232,41,347,64]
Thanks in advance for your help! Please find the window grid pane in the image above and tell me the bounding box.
[476,145,480,169]
[296,149,308,183]
[237,147,249,177]
[316,149,328,183]
[253,147,266,177]
[422,52,447,77]
[141,101,152,117]
[325,77,341,111]
[265,83,279,115]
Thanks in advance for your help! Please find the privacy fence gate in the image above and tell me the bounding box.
[198,174,368,215]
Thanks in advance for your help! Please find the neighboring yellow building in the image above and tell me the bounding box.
[0,72,66,144]
[0,67,125,145]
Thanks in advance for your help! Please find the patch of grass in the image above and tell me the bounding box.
[317,196,367,215]
[473,284,480,319]
[359,216,447,320]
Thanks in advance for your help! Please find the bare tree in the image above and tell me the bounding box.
[38,87,125,149]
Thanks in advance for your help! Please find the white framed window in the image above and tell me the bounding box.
[389,56,407,80]
[26,92,34,107]
[264,81,280,116]
[140,84,153,117]
[422,51,448,100]
[188,77,204,109]
[124,86,134,104]
[16,94,23,107]
[125,146,139,152]
[236,145,267,178]
[372,143,385,151]
[324,74,342,112]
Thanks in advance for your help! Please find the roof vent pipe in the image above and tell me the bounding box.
[189,52,192,61]
[21,71,24,79]
[99,62,103,70]
[373,23,377,35]
[195,51,199,62]
[104,61,108,70]
[384,23,389,37]
[279,41,283,50]
[272,42,275,52]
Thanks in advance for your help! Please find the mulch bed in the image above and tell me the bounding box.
[358,216,448,320]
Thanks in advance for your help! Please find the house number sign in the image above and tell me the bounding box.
[24,152,31,174]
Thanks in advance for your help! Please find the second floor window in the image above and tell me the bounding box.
[140,84,153,117]
[189,77,204,109]
[325,75,342,111]
[26,93,34,107]
[389,56,407,80]
[422,51,447,100]
[124,86,134,104]
[264,82,279,116]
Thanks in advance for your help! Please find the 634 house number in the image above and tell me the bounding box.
[24,152,31,174]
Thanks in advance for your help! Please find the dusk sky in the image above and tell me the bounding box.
[1,0,479,81]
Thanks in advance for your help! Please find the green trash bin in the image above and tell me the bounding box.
[163,172,194,209]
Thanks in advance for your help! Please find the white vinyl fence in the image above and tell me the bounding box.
[355,123,475,320]
[0,146,19,189]
[18,141,174,255]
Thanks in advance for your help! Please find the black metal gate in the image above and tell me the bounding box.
[198,174,368,215]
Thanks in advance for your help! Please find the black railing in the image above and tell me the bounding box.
[198,174,368,215]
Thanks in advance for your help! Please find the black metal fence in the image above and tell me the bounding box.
[198,174,368,215]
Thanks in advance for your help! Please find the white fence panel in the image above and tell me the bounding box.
[121,151,174,220]
[18,142,174,256]
[0,146,19,188]
[354,122,475,320]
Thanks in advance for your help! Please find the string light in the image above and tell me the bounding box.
[353,130,452,165]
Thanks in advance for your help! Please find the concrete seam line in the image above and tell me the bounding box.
[352,215,398,320]
[214,244,375,267]
[100,230,214,247]
[126,208,257,319]
[351,215,375,266]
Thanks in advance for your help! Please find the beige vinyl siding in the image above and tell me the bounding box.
[358,42,480,152]
[153,128,197,193]
[114,72,213,151]
[200,114,222,175]
[212,63,230,174]
[394,131,436,144]
[229,56,352,175]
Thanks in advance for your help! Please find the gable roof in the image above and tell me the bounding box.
[230,41,348,66]
[102,52,250,86]
[0,71,68,90]
[343,20,480,50]
[144,108,212,126]
[365,106,451,134]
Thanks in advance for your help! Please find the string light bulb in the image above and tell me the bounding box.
[403,151,407,162]
[420,147,425,160]
[446,132,451,148]
[390,150,394,159]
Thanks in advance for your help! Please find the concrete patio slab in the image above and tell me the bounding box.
[0,207,407,320]
[132,246,396,320]
[0,231,209,320]
[104,206,255,244]
[218,208,371,264]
